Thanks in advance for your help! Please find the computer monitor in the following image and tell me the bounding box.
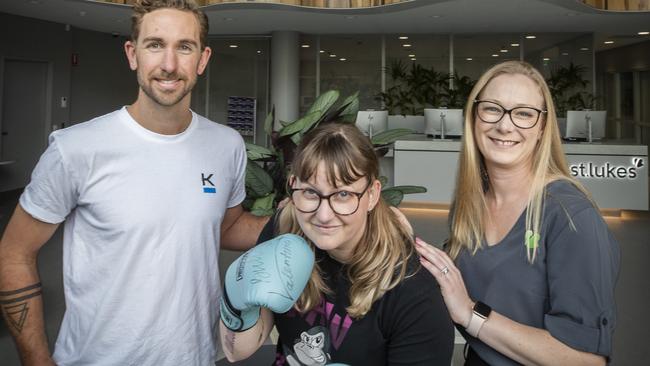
[424,108,464,138]
[563,110,606,142]
[355,110,388,138]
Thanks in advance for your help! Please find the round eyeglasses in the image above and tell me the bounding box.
[289,181,371,216]
[474,100,546,129]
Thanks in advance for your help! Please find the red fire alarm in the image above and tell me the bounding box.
[71,53,79,66]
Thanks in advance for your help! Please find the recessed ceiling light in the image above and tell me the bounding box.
[604,40,614,44]
[257,50,262,54]
[402,44,412,47]
[229,44,238,48]
[399,36,409,40]
[466,57,473,61]
[492,54,499,57]
[408,54,416,57]
[543,57,550,61]
[319,50,325,53]
[411,58,417,61]
[329,54,337,58]
[510,43,519,47]
[301,44,310,48]
[580,47,589,51]
[638,31,650,35]
[562,52,569,56]
[525,35,536,39]
[500,49,508,53]
[339,58,347,61]
[429,15,441,18]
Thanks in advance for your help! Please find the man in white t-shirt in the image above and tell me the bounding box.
[0,1,268,365]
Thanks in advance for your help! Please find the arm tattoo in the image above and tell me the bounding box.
[0,282,42,334]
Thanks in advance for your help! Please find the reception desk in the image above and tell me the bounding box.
[393,135,648,211]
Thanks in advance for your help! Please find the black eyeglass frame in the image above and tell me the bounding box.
[473,99,547,129]
[288,180,372,216]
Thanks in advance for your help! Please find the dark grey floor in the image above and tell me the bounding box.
[0,189,648,365]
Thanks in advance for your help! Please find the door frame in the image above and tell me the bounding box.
[0,56,54,161]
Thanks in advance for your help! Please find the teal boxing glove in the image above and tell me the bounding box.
[220,233,314,332]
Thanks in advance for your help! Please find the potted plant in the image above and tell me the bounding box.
[422,71,475,138]
[439,71,476,109]
[244,90,426,216]
[546,62,598,115]
[377,60,448,133]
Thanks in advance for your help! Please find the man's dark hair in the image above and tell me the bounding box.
[131,0,209,50]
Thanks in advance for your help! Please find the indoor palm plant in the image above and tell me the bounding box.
[377,60,448,115]
[243,90,426,216]
[546,62,598,115]
[440,71,476,109]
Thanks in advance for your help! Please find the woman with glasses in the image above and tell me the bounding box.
[416,60,620,365]
[220,122,454,365]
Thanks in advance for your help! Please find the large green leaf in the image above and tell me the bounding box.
[371,128,413,145]
[250,193,276,217]
[321,91,359,124]
[338,97,360,123]
[264,106,275,136]
[381,189,404,207]
[338,91,359,111]
[278,111,322,137]
[290,131,303,146]
[388,185,427,195]
[305,90,340,116]
[245,143,275,161]
[245,159,274,197]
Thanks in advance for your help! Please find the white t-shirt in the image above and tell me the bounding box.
[20,107,246,365]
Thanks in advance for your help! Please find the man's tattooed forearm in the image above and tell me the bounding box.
[0,282,42,334]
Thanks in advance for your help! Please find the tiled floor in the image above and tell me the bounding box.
[0,190,648,365]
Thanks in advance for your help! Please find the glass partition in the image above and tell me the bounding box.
[384,34,449,112]
[299,35,318,116]
[205,38,270,145]
[294,32,597,122]
[525,33,595,117]
[454,34,521,82]
[385,34,449,72]
[319,35,382,111]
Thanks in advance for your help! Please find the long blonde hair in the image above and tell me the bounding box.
[277,123,415,318]
[448,61,589,263]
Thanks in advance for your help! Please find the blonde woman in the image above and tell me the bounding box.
[220,123,454,365]
[416,60,620,365]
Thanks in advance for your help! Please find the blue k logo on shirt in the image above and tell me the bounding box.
[202,173,216,194]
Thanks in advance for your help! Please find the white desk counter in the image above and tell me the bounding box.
[393,135,648,211]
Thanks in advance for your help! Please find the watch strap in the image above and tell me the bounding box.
[465,301,491,338]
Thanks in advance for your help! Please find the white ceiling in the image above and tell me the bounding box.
[1,0,649,50]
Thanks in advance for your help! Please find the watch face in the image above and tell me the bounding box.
[474,301,492,318]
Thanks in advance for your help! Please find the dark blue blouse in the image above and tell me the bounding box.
[456,180,620,365]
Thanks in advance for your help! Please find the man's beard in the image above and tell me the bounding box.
[137,71,195,107]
